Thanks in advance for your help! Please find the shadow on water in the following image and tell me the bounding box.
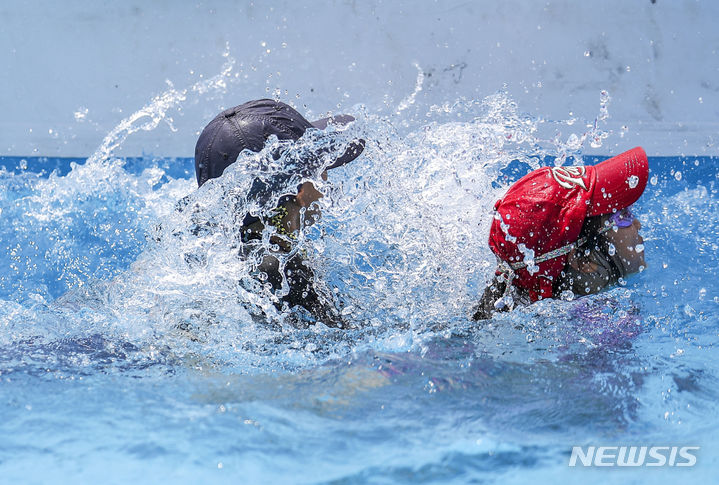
[0,334,179,379]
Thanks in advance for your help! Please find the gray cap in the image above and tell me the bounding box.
[194,99,364,187]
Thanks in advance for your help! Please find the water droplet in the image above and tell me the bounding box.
[627,175,639,188]
[584,50,591,57]
[74,107,88,121]
[650,175,658,185]
[635,243,644,253]
[674,171,682,181]
[566,133,581,149]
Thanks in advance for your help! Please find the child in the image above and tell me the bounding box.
[194,99,364,327]
[473,147,648,320]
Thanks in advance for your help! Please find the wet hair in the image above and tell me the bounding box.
[553,215,624,296]
[566,215,606,267]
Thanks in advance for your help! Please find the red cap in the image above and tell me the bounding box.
[488,147,648,301]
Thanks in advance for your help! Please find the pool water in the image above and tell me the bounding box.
[0,96,718,483]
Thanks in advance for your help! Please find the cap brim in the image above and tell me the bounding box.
[310,114,365,169]
[588,146,649,216]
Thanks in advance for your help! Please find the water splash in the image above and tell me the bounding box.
[89,45,236,166]
[0,91,547,372]
[550,90,614,164]
[395,63,425,115]
[3,81,717,375]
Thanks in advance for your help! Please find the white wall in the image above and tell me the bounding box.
[1,0,717,157]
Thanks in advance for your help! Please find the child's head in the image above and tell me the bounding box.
[194,99,364,226]
[487,147,649,301]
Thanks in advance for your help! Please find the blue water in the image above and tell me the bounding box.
[1,105,718,483]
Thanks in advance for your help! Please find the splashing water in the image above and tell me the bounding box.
[1,55,719,483]
[1,91,545,371]
[395,63,426,115]
[0,78,711,370]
